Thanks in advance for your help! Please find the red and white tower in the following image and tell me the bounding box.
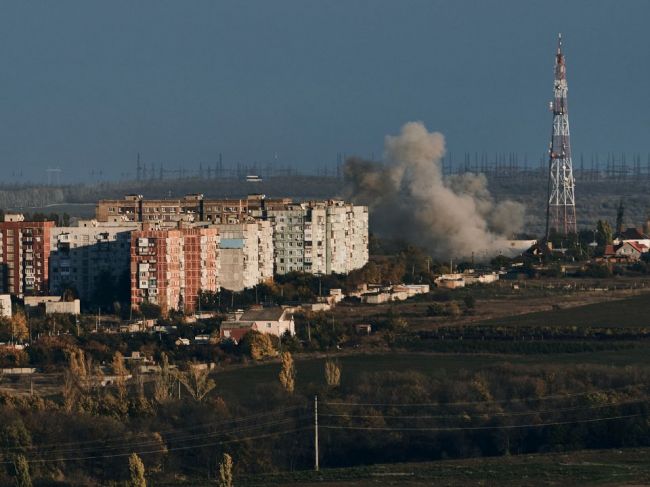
[545,34,577,239]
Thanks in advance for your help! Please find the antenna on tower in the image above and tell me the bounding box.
[545,33,577,240]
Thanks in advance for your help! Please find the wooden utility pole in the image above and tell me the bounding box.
[314,395,319,471]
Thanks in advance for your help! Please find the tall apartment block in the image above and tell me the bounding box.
[49,220,140,300]
[98,194,369,277]
[267,200,369,275]
[0,214,55,296]
[130,227,219,314]
[214,221,273,291]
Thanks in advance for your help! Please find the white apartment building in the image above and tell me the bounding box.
[267,201,368,275]
[215,221,273,291]
[49,221,140,301]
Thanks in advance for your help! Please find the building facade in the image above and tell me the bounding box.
[267,200,369,275]
[215,221,273,291]
[98,194,369,277]
[130,226,219,314]
[0,215,55,296]
[49,221,140,301]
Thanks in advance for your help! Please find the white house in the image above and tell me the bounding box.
[220,307,295,342]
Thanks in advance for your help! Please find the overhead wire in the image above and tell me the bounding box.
[322,384,648,408]
[319,413,643,432]
[1,405,307,453]
[319,396,649,420]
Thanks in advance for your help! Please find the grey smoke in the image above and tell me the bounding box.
[344,121,525,259]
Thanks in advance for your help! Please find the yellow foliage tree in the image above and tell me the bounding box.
[218,452,233,487]
[244,331,277,360]
[324,359,341,388]
[278,351,296,393]
[11,311,29,341]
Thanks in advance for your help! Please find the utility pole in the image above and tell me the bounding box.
[314,395,319,471]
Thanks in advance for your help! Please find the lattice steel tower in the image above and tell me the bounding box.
[545,33,577,239]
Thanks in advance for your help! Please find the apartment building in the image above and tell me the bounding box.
[98,194,369,277]
[49,220,140,300]
[215,221,273,291]
[0,215,55,296]
[267,200,369,275]
[96,194,293,225]
[130,226,219,314]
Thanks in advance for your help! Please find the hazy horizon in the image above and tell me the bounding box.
[0,1,648,183]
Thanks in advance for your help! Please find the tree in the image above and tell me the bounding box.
[128,453,146,487]
[13,454,31,487]
[597,220,613,246]
[324,359,341,388]
[153,353,176,404]
[176,365,216,402]
[279,351,296,393]
[112,351,128,397]
[241,331,277,360]
[217,453,233,487]
[11,312,28,341]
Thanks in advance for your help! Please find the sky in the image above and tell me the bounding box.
[0,0,648,183]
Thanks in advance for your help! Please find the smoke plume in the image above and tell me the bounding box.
[344,121,525,259]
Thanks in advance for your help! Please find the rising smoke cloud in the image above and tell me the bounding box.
[344,121,525,260]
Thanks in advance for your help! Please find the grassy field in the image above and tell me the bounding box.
[233,448,650,486]
[214,345,650,405]
[477,293,650,328]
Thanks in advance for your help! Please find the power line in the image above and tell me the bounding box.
[322,384,647,408]
[320,397,649,420]
[18,416,310,459]
[319,413,642,433]
[9,426,311,465]
[2,405,306,453]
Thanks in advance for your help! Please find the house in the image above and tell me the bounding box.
[615,241,648,261]
[615,227,649,243]
[219,307,295,342]
[45,299,80,315]
[24,296,80,315]
[435,274,466,289]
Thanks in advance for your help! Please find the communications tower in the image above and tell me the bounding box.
[545,33,577,239]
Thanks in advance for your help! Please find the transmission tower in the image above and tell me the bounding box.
[545,34,577,239]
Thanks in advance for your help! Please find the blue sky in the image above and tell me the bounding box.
[0,1,648,182]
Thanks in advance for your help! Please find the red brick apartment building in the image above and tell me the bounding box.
[130,226,219,314]
[0,216,55,296]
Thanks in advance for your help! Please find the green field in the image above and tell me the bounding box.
[233,448,650,486]
[214,346,650,405]
[477,293,650,328]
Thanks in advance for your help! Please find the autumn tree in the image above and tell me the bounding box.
[241,330,277,360]
[13,454,31,487]
[112,351,128,399]
[153,353,176,404]
[11,311,28,341]
[176,364,216,402]
[128,453,146,487]
[279,351,296,393]
[63,347,88,413]
[217,453,233,487]
[324,359,341,388]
